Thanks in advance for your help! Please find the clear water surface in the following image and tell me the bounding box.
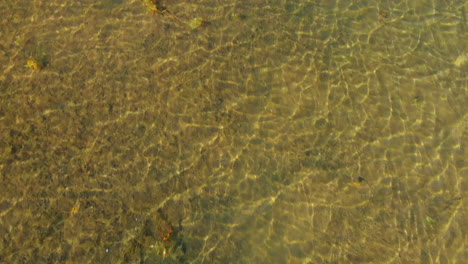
[0,0,466,263]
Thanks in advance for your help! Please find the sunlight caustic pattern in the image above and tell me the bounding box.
[0,0,466,263]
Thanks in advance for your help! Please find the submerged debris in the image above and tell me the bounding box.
[188,17,204,30]
[26,57,43,71]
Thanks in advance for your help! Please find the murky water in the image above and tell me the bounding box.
[0,0,467,263]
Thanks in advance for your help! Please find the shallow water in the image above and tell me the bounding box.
[0,0,467,263]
